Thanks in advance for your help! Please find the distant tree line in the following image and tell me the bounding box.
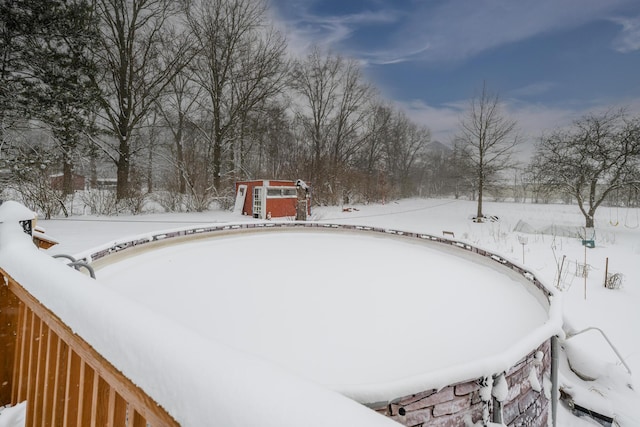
[1,0,639,221]
[0,0,436,215]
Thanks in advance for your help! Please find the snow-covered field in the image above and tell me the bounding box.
[2,197,639,426]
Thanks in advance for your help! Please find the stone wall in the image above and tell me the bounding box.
[502,339,552,427]
[372,339,552,427]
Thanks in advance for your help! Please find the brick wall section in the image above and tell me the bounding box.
[372,339,552,427]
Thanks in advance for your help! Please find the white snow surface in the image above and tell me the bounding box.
[0,402,26,427]
[2,198,639,426]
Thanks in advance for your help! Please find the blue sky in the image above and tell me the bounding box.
[269,0,640,148]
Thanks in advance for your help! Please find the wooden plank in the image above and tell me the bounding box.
[0,278,19,406]
[90,372,100,426]
[94,377,110,426]
[33,320,49,424]
[50,336,68,425]
[13,303,29,403]
[125,403,132,427]
[106,387,116,427]
[25,311,40,427]
[79,362,95,427]
[11,299,24,405]
[133,410,146,427]
[41,325,56,427]
[112,393,127,427]
[75,360,86,426]
[63,350,81,427]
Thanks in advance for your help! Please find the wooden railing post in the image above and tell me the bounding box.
[0,272,19,407]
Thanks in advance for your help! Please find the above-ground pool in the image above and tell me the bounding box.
[89,224,561,426]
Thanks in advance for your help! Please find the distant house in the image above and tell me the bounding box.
[94,178,118,189]
[234,179,311,220]
[50,173,85,191]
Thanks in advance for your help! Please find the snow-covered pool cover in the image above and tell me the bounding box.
[95,228,553,402]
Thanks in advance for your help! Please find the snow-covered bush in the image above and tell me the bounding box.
[81,189,118,215]
[118,193,147,215]
[152,190,186,212]
[9,179,68,219]
[605,272,623,289]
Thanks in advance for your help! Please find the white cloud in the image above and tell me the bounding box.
[360,46,431,66]
[611,16,640,52]
[361,0,633,64]
[398,97,578,151]
[274,0,637,67]
[271,0,640,65]
[396,99,465,145]
[268,6,400,58]
[396,96,640,161]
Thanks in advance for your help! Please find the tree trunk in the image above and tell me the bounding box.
[62,159,73,196]
[585,207,595,228]
[476,172,484,220]
[176,133,186,194]
[146,142,153,194]
[213,139,222,191]
[116,137,130,200]
[89,152,97,189]
[585,216,594,228]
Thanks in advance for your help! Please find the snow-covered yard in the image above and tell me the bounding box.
[2,197,639,426]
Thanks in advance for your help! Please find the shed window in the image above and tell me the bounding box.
[266,187,297,198]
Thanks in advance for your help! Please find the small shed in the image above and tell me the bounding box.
[50,173,86,191]
[234,179,310,220]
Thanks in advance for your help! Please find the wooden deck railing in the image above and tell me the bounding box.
[0,268,179,427]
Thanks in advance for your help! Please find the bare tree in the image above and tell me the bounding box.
[6,134,68,218]
[422,141,456,198]
[291,48,374,203]
[91,0,192,200]
[384,111,430,198]
[531,109,640,228]
[155,68,204,195]
[290,47,342,187]
[357,102,393,201]
[328,58,373,173]
[239,101,296,178]
[446,139,475,200]
[457,82,519,221]
[186,0,289,192]
[154,70,216,212]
